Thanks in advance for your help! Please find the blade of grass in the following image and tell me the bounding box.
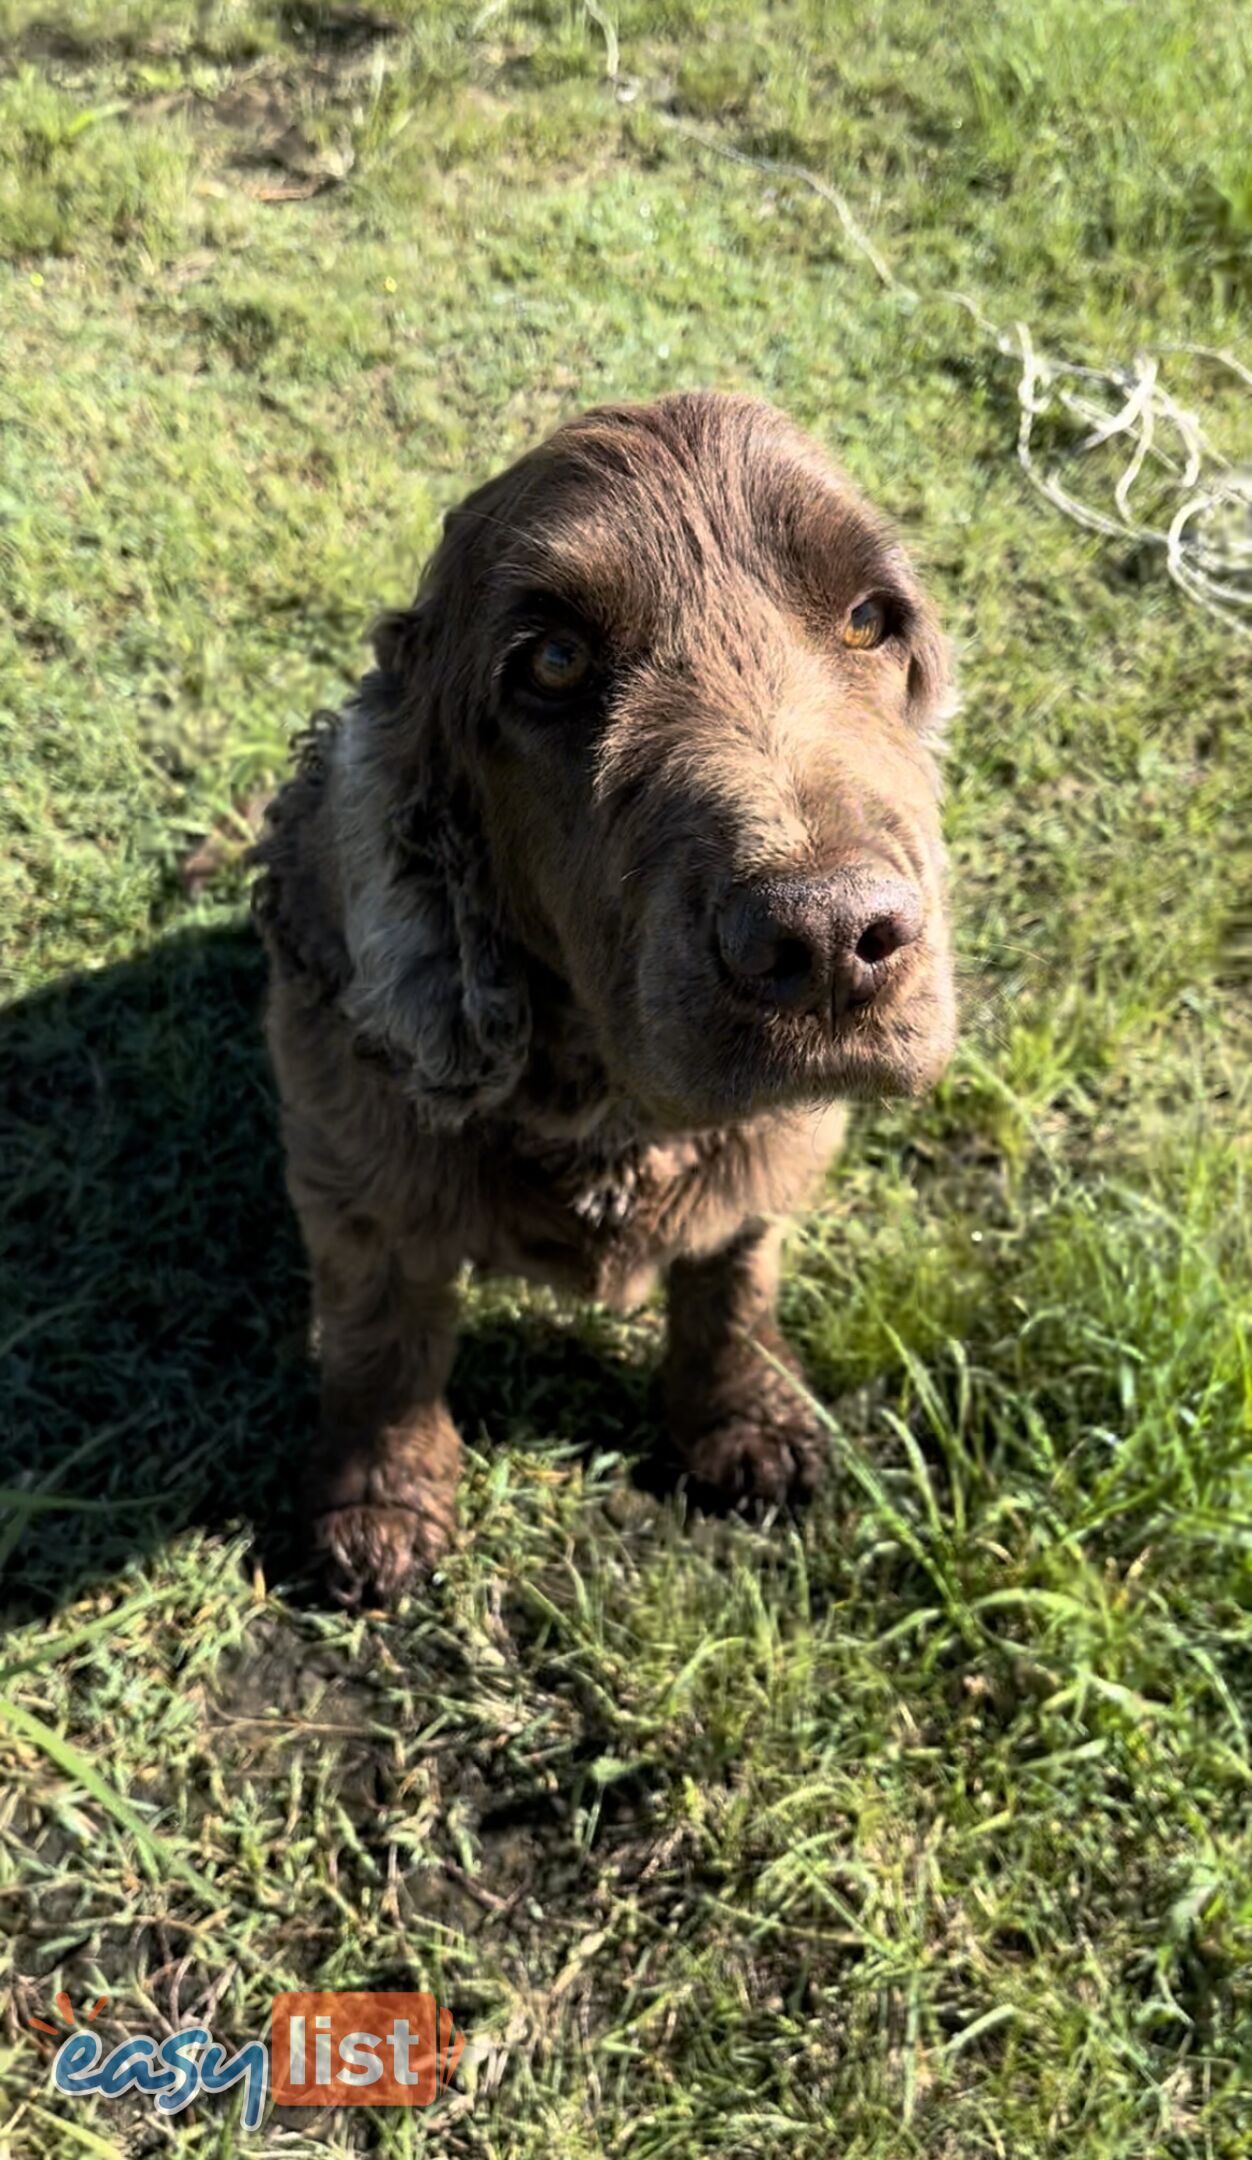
[0,1693,219,1904]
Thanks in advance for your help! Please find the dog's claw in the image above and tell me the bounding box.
[679,1408,826,1514]
[312,1498,452,1608]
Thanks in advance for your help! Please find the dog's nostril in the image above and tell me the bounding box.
[716,890,823,1010]
[833,888,923,1018]
[728,934,783,980]
[855,913,914,967]
[770,936,814,985]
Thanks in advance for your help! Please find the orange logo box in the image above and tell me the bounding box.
[271,1992,465,2108]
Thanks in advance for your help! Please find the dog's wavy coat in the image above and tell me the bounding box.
[254,392,956,1603]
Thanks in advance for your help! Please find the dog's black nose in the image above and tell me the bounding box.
[715,868,923,1018]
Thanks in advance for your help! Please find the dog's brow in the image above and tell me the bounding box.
[459,441,911,649]
[491,522,676,641]
[770,505,915,616]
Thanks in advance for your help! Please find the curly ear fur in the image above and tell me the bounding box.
[256,620,531,1130]
[905,608,960,751]
[251,719,351,997]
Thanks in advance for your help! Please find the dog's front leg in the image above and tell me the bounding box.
[662,1221,827,1511]
[305,1227,462,1604]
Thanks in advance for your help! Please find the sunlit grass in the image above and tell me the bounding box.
[1,3,1250,2154]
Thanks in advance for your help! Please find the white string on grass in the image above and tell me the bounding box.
[657,115,1252,639]
[1005,325,1252,632]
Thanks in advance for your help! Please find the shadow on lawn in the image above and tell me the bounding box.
[0,924,654,1622]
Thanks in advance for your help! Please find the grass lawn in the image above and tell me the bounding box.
[2,2,1251,2153]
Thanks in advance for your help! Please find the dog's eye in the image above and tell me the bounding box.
[841,596,889,651]
[525,631,593,697]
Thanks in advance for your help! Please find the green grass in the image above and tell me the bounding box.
[2,2,1251,2154]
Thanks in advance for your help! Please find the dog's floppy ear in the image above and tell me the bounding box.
[251,720,351,998]
[327,607,532,1127]
[905,604,959,750]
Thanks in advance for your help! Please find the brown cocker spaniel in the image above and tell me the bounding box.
[253,392,956,1603]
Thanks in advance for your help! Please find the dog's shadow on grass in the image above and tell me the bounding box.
[0,924,657,1623]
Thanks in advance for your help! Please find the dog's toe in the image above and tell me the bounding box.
[312,1497,452,1608]
[306,1412,461,1608]
[679,1407,826,1514]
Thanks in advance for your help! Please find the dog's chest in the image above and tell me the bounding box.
[484,1129,714,1307]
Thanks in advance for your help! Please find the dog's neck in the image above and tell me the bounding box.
[493,958,777,1179]
[501,957,647,1150]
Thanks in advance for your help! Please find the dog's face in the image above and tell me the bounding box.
[344,394,956,1130]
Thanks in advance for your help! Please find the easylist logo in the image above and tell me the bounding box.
[271,1992,465,2109]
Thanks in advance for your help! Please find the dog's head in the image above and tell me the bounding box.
[305,392,957,1129]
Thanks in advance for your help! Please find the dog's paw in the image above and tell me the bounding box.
[676,1393,827,1514]
[307,1409,461,1607]
[311,1496,453,1607]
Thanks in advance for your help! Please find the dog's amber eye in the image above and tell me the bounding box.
[842,597,888,650]
[526,632,592,696]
